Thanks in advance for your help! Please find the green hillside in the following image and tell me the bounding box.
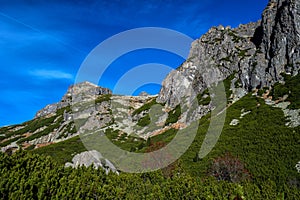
[3,82,292,199]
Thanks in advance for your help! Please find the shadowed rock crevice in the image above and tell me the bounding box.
[251,25,264,48]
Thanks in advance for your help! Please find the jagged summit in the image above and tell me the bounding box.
[64,81,111,103]
[158,0,300,107]
[138,91,150,96]
[74,81,99,87]
[36,81,111,118]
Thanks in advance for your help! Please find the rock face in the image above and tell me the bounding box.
[35,82,111,118]
[66,81,111,104]
[65,150,118,174]
[261,0,300,79]
[158,0,300,108]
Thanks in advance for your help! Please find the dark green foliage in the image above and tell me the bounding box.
[219,56,231,62]
[165,105,181,125]
[147,128,177,147]
[25,144,35,150]
[57,122,77,139]
[135,128,178,153]
[66,123,77,134]
[0,106,71,146]
[30,94,300,192]
[137,114,151,127]
[270,73,300,109]
[257,87,269,96]
[223,73,236,101]
[234,78,242,88]
[228,30,242,43]
[197,89,211,106]
[214,38,223,43]
[104,128,146,152]
[1,151,299,199]
[33,136,87,164]
[2,116,56,140]
[0,126,16,138]
[271,82,289,99]
[95,94,112,104]
[238,50,247,58]
[56,106,71,116]
[131,98,165,118]
[199,96,211,106]
[235,47,251,58]
[132,98,158,116]
[0,136,23,147]
[257,89,264,96]
[180,94,300,191]
[17,116,64,144]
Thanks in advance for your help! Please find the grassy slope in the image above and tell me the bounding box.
[0,106,71,147]
[22,74,300,188]
[32,136,86,164]
[181,94,300,186]
[271,73,300,109]
[30,94,300,187]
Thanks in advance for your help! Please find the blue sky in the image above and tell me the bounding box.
[0,0,268,126]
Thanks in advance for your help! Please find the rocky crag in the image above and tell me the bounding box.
[158,0,300,107]
[35,81,111,118]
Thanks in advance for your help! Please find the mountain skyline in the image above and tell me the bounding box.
[1,1,300,198]
[0,0,267,126]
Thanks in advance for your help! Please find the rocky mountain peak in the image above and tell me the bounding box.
[139,91,150,97]
[35,82,111,118]
[63,81,111,104]
[158,0,300,108]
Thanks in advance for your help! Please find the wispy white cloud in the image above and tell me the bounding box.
[29,69,73,80]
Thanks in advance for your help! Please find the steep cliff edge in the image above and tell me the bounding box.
[158,0,300,107]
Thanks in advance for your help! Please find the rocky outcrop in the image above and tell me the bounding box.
[139,91,150,96]
[35,82,111,118]
[65,150,118,174]
[66,81,111,104]
[158,0,300,108]
[35,103,68,119]
[2,82,114,150]
[268,101,300,128]
[158,22,262,107]
[261,0,300,79]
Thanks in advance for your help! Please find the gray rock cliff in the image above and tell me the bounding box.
[157,0,300,108]
[261,0,300,80]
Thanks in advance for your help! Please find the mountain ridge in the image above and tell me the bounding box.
[158,0,300,108]
[0,0,299,173]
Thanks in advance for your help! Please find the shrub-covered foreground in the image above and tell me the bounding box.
[0,151,299,199]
